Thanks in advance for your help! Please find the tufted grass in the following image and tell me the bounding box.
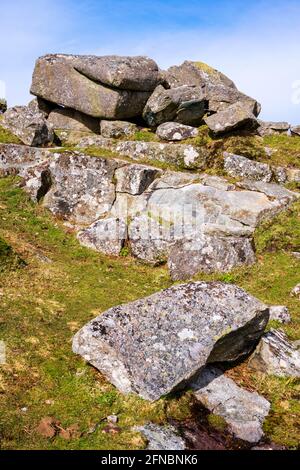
[0,176,299,449]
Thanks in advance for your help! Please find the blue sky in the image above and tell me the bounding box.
[0,0,300,123]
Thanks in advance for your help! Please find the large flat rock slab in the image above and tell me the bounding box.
[73,282,269,401]
[31,55,151,119]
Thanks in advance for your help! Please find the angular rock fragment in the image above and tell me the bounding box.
[1,106,54,147]
[237,180,298,204]
[257,121,290,136]
[143,85,206,127]
[291,284,300,299]
[269,306,291,324]
[168,235,255,281]
[28,97,54,118]
[205,83,261,116]
[48,108,99,133]
[100,120,137,139]
[115,164,160,195]
[73,282,269,401]
[156,122,198,141]
[31,55,151,119]
[134,424,186,450]
[204,102,258,135]
[224,152,273,182]
[291,125,300,137]
[77,217,127,256]
[192,366,270,443]
[248,329,300,378]
[165,61,237,89]
[286,168,300,183]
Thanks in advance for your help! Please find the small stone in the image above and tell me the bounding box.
[107,415,118,424]
[134,424,185,450]
[192,366,270,443]
[286,168,300,183]
[291,283,300,298]
[292,252,300,260]
[100,120,138,138]
[156,122,198,141]
[269,306,291,324]
[257,121,290,136]
[77,217,127,256]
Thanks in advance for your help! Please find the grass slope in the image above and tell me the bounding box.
[0,175,299,449]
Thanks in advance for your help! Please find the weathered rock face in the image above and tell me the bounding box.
[257,121,290,136]
[204,102,258,135]
[48,108,99,134]
[248,329,300,378]
[115,164,161,195]
[168,236,256,281]
[0,98,7,114]
[100,120,138,139]
[28,97,54,118]
[1,106,54,147]
[156,122,198,141]
[143,85,207,127]
[165,61,237,90]
[72,282,269,401]
[224,152,273,182]
[31,55,151,119]
[0,144,51,176]
[77,217,127,256]
[192,366,270,443]
[42,152,123,225]
[134,424,186,450]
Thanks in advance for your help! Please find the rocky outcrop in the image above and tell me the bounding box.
[48,108,100,133]
[156,122,198,141]
[192,366,270,443]
[1,143,297,279]
[204,102,258,135]
[1,106,54,147]
[248,329,300,378]
[72,281,269,401]
[100,120,137,139]
[31,55,152,119]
